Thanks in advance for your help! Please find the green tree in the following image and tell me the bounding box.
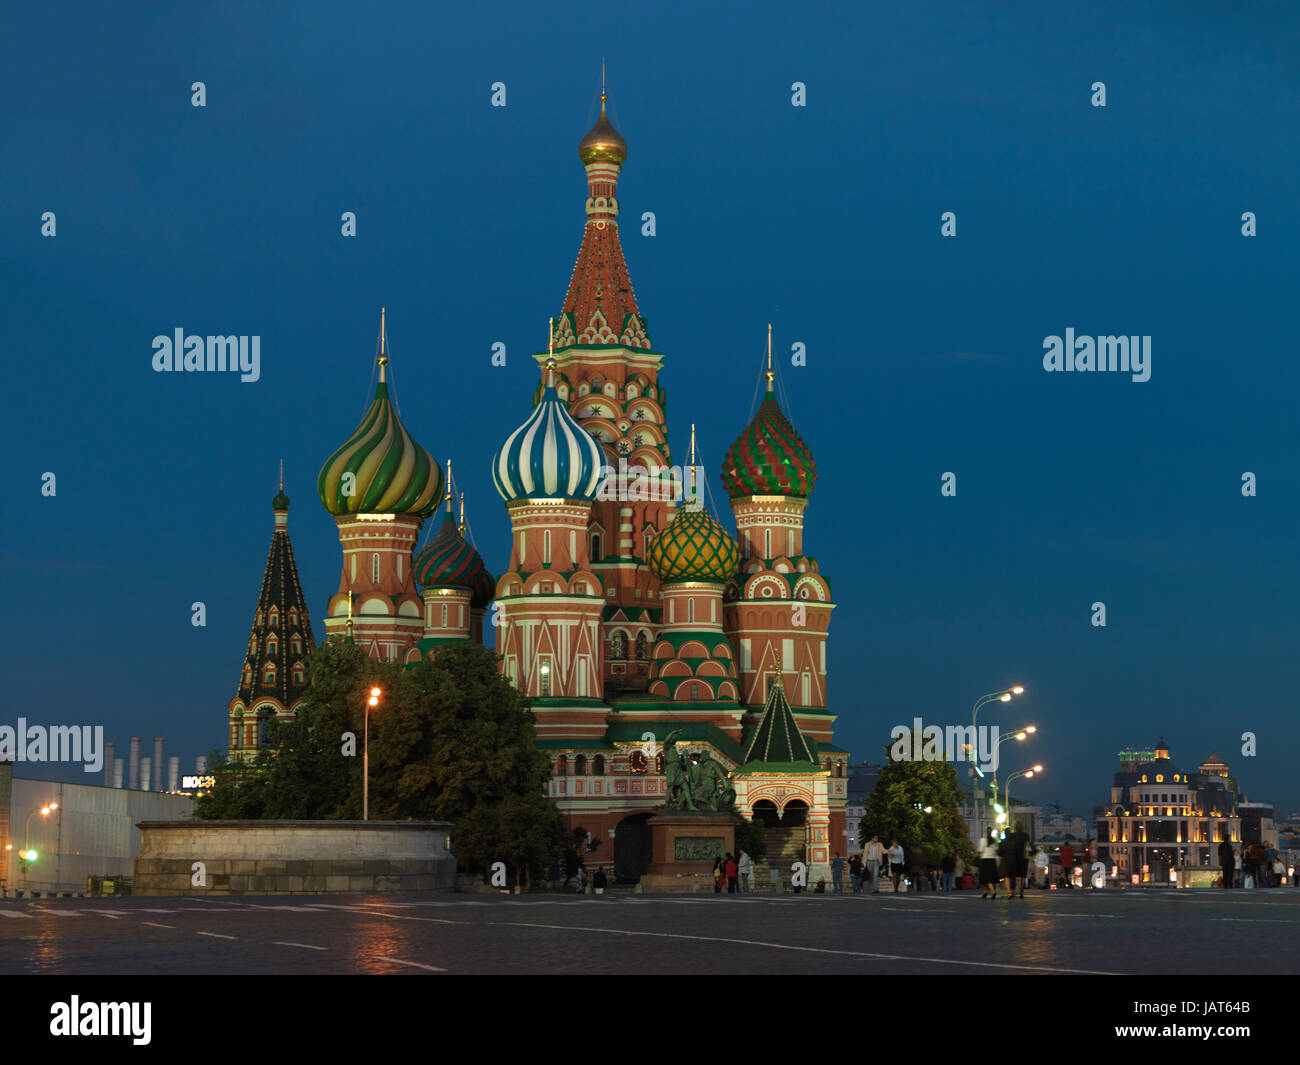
[860,736,974,866]
[197,640,564,883]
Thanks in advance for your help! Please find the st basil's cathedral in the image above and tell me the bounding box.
[227,89,849,883]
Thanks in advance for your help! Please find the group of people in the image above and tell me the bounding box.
[1217,840,1287,888]
[711,850,753,892]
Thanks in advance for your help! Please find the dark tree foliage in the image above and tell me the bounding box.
[197,641,565,881]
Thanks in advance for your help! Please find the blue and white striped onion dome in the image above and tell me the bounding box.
[492,369,606,501]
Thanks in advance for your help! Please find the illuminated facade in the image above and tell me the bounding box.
[1095,740,1244,883]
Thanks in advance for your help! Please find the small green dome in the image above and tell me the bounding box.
[272,488,290,511]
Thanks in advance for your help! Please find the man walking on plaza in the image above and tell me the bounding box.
[831,852,844,894]
[1059,842,1074,888]
[865,834,884,894]
[940,853,955,892]
[849,852,863,893]
[1218,840,1235,888]
[738,848,751,893]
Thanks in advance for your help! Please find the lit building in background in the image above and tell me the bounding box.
[1094,740,1255,883]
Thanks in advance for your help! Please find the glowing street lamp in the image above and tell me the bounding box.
[1001,765,1043,834]
[364,686,381,821]
[969,686,1026,832]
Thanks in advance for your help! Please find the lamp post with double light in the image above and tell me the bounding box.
[989,725,1036,818]
[968,687,1025,837]
[1001,766,1043,835]
[364,687,380,821]
[19,803,59,889]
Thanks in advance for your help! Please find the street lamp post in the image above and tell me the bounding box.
[989,725,1037,817]
[364,687,380,821]
[1001,766,1043,834]
[20,803,59,892]
[969,687,1024,838]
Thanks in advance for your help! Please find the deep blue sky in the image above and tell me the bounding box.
[4,2,1298,816]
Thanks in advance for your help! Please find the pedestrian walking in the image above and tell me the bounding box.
[849,853,863,894]
[712,857,724,894]
[1033,847,1049,889]
[940,853,956,893]
[979,830,1000,898]
[953,855,966,890]
[865,835,885,894]
[1218,840,1235,888]
[832,853,844,894]
[1059,842,1075,889]
[1003,821,1031,898]
[738,848,752,893]
[725,852,739,893]
[888,840,905,893]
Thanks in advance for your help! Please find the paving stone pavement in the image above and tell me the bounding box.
[2,887,1297,975]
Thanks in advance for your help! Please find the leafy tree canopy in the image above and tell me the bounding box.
[859,733,975,865]
[197,640,564,880]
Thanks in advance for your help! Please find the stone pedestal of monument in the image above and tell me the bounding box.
[638,811,736,893]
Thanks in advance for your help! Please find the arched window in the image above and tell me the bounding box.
[268,607,279,628]
[556,755,568,776]
[593,754,605,776]
[543,530,551,566]
[636,632,648,660]
[687,598,695,623]
[590,533,601,560]
[575,755,587,775]
[288,607,299,628]
[291,634,303,656]
[263,663,276,685]
[292,662,305,684]
[249,636,257,655]
[266,635,278,657]
[242,665,252,687]
[372,554,380,583]
[610,631,627,659]
[764,529,772,558]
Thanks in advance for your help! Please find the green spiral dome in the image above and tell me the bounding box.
[318,373,442,517]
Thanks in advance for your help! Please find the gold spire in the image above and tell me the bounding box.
[688,422,698,505]
[458,491,466,535]
[444,459,453,508]
[377,307,388,382]
[279,458,284,491]
[601,57,606,102]
[544,318,557,387]
[765,323,775,391]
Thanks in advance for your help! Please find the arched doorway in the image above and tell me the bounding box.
[614,813,654,885]
[752,800,781,828]
[781,800,808,826]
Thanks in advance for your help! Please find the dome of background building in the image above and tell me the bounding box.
[414,504,488,590]
[492,365,605,502]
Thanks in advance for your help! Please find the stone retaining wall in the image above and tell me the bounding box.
[133,820,456,896]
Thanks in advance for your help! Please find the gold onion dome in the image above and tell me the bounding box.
[647,504,741,584]
[578,94,627,166]
[318,355,442,518]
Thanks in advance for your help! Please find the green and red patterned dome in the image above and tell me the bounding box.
[721,375,816,498]
[318,354,443,518]
[414,504,487,590]
[647,504,740,584]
